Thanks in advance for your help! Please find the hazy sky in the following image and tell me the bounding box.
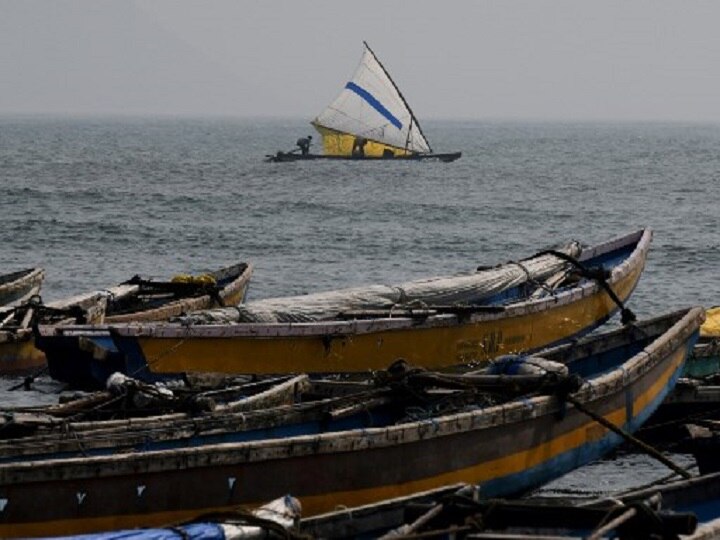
[2,1,719,121]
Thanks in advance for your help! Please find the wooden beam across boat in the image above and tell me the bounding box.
[0,307,703,537]
[91,229,650,379]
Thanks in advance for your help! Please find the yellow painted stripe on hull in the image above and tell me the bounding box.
[144,266,642,374]
[0,339,45,374]
[2,335,682,538]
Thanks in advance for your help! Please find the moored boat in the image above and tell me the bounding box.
[80,229,651,380]
[0,357,583,462]
[0,267,44,308]
[684,306,720,378]
[0,306,703,537]
[636,307,720,444]
[266,42,461,163]
[0,291,108,376]
[267,150,462,163]
[301,470,720,539]
[25,262,252,382]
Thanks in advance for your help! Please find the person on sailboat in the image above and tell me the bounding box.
[296,135,312,155]
[352,136,368,157]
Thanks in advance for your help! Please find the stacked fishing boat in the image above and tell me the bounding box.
[0,262,252,376]
[0,306,705,537]
[0,227,714,537]
[298,473,720,539]
[38,229,651,388]
[632,307,720,445]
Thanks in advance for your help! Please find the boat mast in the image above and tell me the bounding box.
[363,41,433,154]
[404,117,413,153]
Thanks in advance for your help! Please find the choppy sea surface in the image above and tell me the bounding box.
[1,116,718,495]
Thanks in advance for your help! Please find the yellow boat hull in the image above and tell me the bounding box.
[113,230,651,376]
[0,306,701,538]
[138,264,640,374]
[313,124,411,157]
[0,333,45,375]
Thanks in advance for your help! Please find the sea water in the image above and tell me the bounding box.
[1,116,718,493]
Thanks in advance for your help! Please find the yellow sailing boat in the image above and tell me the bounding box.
[267,42,461,162]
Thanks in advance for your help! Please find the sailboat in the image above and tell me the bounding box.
[266,42,461,163]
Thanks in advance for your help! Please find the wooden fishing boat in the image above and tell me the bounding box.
[266,42,461,163]
[0,374,336,460]
[267,150,462,163]
[635,308,720,443]
[62,228,653,381]
[0,291,109,376]
[682,338,720,379]
[0,354,587,462]
[683,306,720,378]
[8,262,252,379]
[0,306,702,537]
[300,470,720,539]
[639,370,720,445]
[102,262,253,324]
[0,267,44,308]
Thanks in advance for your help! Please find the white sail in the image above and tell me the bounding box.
[313,43,432,154]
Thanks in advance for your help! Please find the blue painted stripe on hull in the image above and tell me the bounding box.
[478,336,695,498]
[345,82,403,130]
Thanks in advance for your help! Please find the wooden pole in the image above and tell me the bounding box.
[566,394,691,479]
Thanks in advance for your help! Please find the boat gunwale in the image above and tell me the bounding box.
[0,304,702,484]
[90,228,651,339]
[0,267,44,307]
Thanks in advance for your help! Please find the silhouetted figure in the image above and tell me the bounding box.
[352,136,368,157]
[296,135,312,155]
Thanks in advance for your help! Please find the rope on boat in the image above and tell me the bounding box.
[118,328,188,377]
[564,394,692,479]
[7,365,48,392]
[534,249,637,324]
[507,260,555,297]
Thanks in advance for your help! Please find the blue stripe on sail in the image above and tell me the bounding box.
[345,82,403,130]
